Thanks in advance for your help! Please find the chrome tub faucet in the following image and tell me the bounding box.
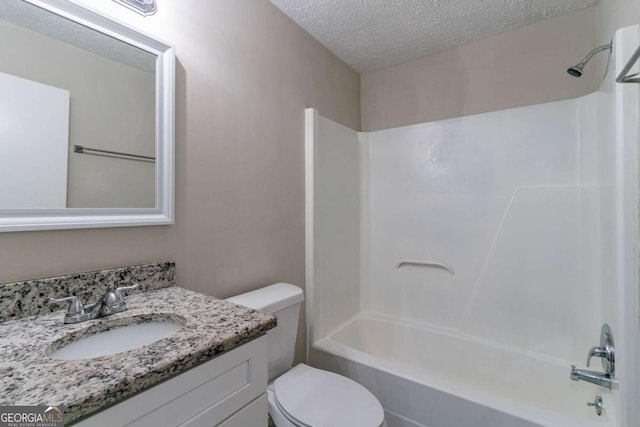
[570,324,615,390]
[50,283,139,324]
[570,365,613,389]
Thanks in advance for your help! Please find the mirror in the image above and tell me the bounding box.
[0,0,174,231]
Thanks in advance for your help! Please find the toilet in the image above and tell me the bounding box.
[227,283,385,427]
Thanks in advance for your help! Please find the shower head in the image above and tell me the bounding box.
[567,62,585,77]
[567,42,612,78]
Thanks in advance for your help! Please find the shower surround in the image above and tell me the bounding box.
[306,26,639,427]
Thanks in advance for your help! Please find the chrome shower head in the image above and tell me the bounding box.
[567,42,612,78]
[567,62,585,77]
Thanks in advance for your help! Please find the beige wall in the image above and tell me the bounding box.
[0,18,156,208]
[597,0,640,44]
[361,7,598,131]
[0,0,360,362]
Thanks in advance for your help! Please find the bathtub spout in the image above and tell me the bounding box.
[570,365,613,389]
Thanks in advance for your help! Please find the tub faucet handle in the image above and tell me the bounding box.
[586,346,607,367]
[585,324,615,374]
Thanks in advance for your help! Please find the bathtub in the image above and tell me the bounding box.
[310,314,615,427]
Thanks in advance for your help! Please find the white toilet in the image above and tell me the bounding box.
[227,283,385,427]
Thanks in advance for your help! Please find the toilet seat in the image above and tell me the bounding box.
[272,364,384,427]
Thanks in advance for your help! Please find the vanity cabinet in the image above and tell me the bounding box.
[74,335,268,426]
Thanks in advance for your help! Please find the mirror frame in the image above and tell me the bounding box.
[0,0,174,232]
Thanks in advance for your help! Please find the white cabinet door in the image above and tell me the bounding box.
[215,394,267,427]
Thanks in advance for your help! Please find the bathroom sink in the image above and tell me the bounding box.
[50,321,182,360]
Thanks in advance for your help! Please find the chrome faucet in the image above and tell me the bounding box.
[570,324,615,390]
[50,283,139,324]
[570,365,613,389]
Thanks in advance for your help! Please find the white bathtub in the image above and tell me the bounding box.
[310,314,615,427]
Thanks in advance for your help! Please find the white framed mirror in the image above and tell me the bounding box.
[0,0,174,231]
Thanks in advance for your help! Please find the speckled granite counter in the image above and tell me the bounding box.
[0,286,276,424]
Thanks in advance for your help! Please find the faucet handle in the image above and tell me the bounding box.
[114,283,140,302]
[50,296,85,315]
[101,283,140,316]
[587,395,604,416]
[586,324,615,374]
[586,346,608,367]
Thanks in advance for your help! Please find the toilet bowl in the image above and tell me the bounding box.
[227,283,385,427]
[268,364,384,427]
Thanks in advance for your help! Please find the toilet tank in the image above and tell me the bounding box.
[226,283,304,381]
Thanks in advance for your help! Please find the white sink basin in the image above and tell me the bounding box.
[50,321,182,360]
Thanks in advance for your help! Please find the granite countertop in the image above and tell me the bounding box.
[0,286,276,424]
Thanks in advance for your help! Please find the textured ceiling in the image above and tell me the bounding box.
[0,1,155,73]
[269,0,599,71]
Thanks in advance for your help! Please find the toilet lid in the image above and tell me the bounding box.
[274,364,384,427]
